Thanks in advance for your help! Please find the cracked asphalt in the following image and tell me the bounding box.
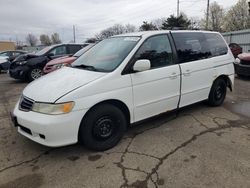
[0,73,250,188]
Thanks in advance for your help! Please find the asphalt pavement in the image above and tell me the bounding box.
[0,73,249,188]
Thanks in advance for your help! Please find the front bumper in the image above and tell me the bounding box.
[9,65,29,80]
[234,62,250,76]
[12,102,86,147]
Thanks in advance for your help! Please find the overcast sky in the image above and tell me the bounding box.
[0,0,237,43]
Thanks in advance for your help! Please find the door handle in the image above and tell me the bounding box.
[183,70,191,76]
[170,72,178,79]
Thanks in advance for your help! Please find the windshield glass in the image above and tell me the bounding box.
[73,44,95,57]
[35,46,55,56]
[72,36,140,72]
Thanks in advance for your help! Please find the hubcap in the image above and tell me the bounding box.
[31,69,42,79]
[93,116,115,140]
[215,85,223,100]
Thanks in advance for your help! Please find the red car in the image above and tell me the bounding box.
[234,53,250,77]
[43,44,95,74]
[229,43,242,58]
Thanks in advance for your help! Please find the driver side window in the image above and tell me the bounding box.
[50,46,67,56]
[133,35,173,69]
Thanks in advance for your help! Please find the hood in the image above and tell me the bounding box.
[14,53,38,62]
[23,67,107,103]
[47,56,76,66]
[238,53,250,61]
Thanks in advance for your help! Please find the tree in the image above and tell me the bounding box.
[223,0,250,32]
[51,33,61,44]
[26,34,38,46]
[40,34,51,45]
[85,38,97,43]
[161,14,191,30]
[124,24,137,33]
[151,18,166,30]
[200,2,224,32]
[96,24,137,40]
[139,21,157,31]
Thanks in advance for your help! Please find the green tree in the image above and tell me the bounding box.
[139,21,158,31]
[161,14,191,30]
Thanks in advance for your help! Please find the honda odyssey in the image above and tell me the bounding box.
[12,31,235,151]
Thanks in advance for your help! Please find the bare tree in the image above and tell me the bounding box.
[40,34,51,45]
[26,34,38,46]
[51,33,61,44]
[124,24,137,33]
[208,2,224,32]
[223,0,250,32]
[96,24,137,40]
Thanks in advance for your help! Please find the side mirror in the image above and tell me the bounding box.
[133,59,151,72]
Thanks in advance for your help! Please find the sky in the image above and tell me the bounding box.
[0,0,237,43]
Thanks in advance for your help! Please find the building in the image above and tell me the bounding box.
[0,41,15,51]
[222,29,250,53]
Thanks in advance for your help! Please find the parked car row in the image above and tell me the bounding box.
[9,43,91,81]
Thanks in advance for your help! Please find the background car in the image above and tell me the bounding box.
[0,56,10,73]
[9,44,87,81]
[43,43,95,74]
[0,50,27,62]
[229,43,242,58]
[234,53,250,77]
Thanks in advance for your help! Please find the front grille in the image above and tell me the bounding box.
[240,60,250,65]
[19,96,34,112]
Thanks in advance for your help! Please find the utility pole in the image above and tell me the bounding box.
[73,25,76,43]
[205,0,210,30]
[177,0,180,17]
[248,1,250,14]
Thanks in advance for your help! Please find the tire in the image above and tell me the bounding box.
[79,104,127,151]
[28,68,43,81]
[208,78,227,106]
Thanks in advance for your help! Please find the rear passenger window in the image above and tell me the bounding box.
[172,32,211,63]
[204,33,228,57]
[68,45,82,54]
[133,35,173,69]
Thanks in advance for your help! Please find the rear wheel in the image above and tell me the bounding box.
[79,104,127,151]
[28,68,43,81]
[208,78,227,106]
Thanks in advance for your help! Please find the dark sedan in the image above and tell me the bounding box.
[9,44,87,82]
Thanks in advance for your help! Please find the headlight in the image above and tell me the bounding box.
[235,58,240,64]
[53,63,67,69]
[17,61,27,65]
[32,102,75,115]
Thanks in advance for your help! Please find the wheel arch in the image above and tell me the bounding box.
[214,75,233,92]
[77,99,131,141]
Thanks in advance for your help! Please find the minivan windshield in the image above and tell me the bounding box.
[71,36,140,72]
[35,45,55,56]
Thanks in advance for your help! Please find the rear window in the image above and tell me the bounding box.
[172,32,228,63]
[204,33,228,57]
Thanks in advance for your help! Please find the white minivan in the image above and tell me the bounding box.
[12,31,235,151]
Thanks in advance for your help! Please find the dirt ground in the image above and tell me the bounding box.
[0,73,249,188]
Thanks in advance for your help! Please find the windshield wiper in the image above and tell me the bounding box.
[73,64,97,71]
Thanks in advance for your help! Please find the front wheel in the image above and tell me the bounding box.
[79,104,127,151]
[28,68,43,81]
[208,78,227,106]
